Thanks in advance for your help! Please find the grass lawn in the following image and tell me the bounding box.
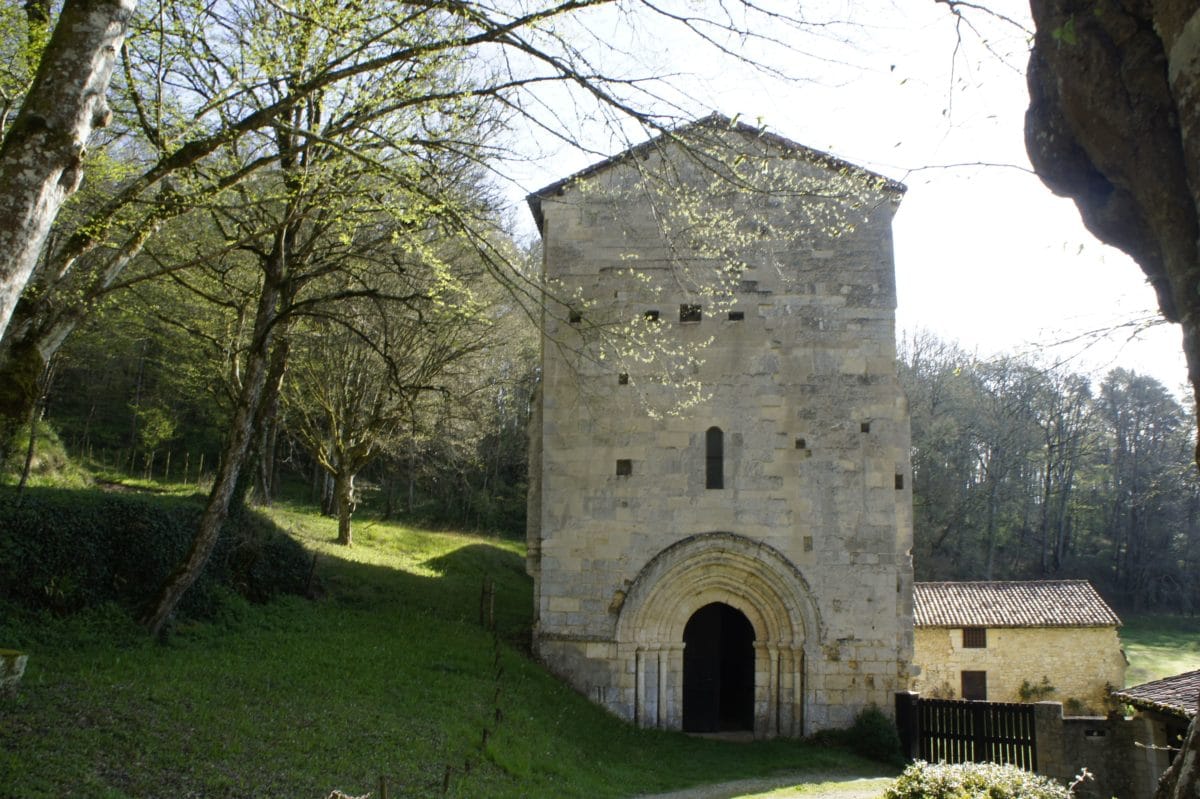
[1120,614,1200,687]
[0,503,890,798]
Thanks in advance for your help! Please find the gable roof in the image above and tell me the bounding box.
[526,113,905,232]
[1112,670,1200,719]
[913,580,1121,628]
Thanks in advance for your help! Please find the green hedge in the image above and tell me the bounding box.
[0,487,311,621]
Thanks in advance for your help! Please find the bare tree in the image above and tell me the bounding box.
[0,0,851,458]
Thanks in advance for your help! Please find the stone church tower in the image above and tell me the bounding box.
[526,116,914,736]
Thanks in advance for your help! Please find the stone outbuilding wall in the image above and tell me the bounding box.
[526,116,915,736]
[910,580,1125,715]
[912,626,1126,712]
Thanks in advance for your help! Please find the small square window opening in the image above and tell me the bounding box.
[618,373,629,385]
[961,670,987,700]
[860,422,871,434]
[644,309,660,322]
[568,309,582,325]
[616,459,632,476]
[728,311,745,321]
[963,627,987,648]
[680,304,702,323]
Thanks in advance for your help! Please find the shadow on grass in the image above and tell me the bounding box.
[1,503,891,799]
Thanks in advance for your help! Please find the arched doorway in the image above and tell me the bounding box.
[682,602,755,732]
[616,533,817,736]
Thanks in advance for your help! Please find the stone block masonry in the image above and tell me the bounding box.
[526,116,915,736]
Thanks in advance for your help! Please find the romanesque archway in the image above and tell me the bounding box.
[615,532,822,737]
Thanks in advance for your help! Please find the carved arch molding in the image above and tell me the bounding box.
[615,532,822,737]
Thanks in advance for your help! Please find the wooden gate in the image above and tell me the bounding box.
[895,693,1036,770]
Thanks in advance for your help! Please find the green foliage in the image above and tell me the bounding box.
[0,421,91,488]
[847,704,904,765]
[0,487,310,620]
[135,405,176,452]
[803,704,903,767]
[1018,677,1056,701]
[885,761,1071,799]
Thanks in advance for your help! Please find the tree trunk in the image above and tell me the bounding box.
[335,470,355,546]
[0,337,45,463]
[0,213,165,455]
[141,253,286,636]
[251,338,288,506]
[0,0,134,340]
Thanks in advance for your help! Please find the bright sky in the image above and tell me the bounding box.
[504,1,1190,397]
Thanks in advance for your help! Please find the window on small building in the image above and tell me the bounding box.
[895,474,905,490]
[644,309,660,322]
[616,459,632,477]
[961,670,987,701]
[618,373,629,385]
[705,426,724,489]
[568,309,582,325]
[963,627,987,648]
[860,421,871,434]
[728,311,745,321]
[680,304,702,323]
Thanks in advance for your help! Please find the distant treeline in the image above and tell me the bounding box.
[30,293,534,539]
[23,313,1200,610]
[901,332,1199,613]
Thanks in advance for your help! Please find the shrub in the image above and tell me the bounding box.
[807,704,904,766]
[848,703,904,765]
[0,422,91,488]
[885,761,1071,799]
[1019,676,1057,701]
[0,487,312,622]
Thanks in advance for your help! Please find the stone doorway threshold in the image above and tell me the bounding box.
[687,730,757,743]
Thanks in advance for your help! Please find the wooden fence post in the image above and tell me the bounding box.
[895,691,920,761]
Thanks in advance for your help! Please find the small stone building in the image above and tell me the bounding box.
[912,580,1125,712]
[525,116,915,736]
[1112,668,1199,778]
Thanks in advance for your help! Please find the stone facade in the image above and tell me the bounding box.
[912,625,1126,712]
[910,580,1126,714]
[526,117,915,736]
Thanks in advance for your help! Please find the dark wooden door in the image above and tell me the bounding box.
[683,602,755,732]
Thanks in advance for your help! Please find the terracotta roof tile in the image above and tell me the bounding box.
[913,580,1121,628]
[1112,670,1200,719]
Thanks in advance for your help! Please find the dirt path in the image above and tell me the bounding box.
[632,773,893,799]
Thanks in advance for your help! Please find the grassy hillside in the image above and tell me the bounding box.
[1120,614,1200,686]
[0,500,887,798]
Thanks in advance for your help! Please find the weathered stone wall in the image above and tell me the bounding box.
[528,124,915,735]
[912,626,1126,712]
[1034,702,1164,799]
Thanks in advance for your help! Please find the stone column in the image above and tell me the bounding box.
[792,646,806,736]
[657,647,668,729]
[665,644,685,729]
[763,643,779,738]
[635,647,646,728]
